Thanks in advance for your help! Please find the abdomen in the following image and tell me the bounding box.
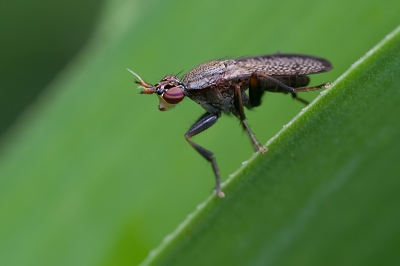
[258,75,310,93]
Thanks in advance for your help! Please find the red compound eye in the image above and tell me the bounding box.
[162,87,184,104]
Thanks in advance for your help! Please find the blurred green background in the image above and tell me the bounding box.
[0,0,399,265]
[0,0,104,138]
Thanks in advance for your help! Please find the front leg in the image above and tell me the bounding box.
[185,111,225,198]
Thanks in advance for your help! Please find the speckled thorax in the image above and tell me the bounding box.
[185,79,250,115]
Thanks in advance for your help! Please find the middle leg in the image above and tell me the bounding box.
[233,83,268,154]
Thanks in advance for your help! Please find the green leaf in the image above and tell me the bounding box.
[0,0,399,265]
[141,25,400,266]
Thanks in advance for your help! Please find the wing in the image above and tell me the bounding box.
[235,53,333,76]
[182,54,332,90]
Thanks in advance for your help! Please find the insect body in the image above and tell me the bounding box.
[128,53,332,198]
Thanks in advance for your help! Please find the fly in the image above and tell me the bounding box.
[128,53,333,198]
